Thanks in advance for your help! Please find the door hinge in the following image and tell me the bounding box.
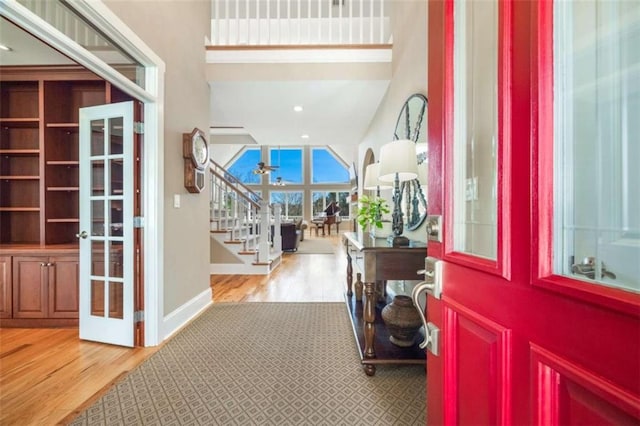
[133,216,144,228]
[134,310,144,323]
[134,122,144,134]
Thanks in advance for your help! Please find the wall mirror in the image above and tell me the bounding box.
[394,93,428,231]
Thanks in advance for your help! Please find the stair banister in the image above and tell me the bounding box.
[272,204,282,253]
[257,200,271,263]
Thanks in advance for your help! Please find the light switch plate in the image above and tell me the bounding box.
[173,194,181,208]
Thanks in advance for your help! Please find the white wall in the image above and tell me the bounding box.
[358,0,427,242]
[103,1,212,315]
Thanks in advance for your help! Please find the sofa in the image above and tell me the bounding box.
[294,218,308,241]
[280,222,301,251]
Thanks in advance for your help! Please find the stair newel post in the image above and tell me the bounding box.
[257,200,271,263]
[252,205,259,250]
[273,204,282,253]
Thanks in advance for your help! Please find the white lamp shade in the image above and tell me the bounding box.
[363,163,393,190]
[378,139,419,182]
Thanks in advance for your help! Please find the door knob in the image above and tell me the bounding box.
[75,231,88,239]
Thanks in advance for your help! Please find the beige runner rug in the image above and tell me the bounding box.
[68,303,425,425]
[293,239,335,254]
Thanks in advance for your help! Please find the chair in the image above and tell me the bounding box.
[280,222,301,251]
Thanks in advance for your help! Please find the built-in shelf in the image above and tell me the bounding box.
[47,218,80,223]
[0,149,40,155]
[0,207,40,212]
[46,161,79,166]
[0,118,40,127]
[47,187,79,192]
[0,175,39,180]
[46,123,79,129]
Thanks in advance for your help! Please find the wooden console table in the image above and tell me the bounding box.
[342,232,427,376]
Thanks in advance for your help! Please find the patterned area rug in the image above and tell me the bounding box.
[68,303,425,425]
[293,239,335,254]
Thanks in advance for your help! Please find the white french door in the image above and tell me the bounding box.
[78,102,134,347]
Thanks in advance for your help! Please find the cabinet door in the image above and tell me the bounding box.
[48,256,79,318]
[12,256,47,318]
[0,256,12,318]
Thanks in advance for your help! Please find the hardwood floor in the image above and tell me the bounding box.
[0,233,347,425]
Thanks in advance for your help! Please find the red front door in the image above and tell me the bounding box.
[425,1,640,424]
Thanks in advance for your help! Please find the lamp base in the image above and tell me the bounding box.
[387,235,410,247]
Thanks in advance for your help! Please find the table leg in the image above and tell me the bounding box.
[346,245,353,296]
[363,281,377,376]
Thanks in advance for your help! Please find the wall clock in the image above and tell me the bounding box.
[183,128,209,193]
[393,93,428,231]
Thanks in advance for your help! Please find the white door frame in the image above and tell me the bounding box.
[1,0,165,346]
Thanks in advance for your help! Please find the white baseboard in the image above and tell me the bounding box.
[162,287,212,341]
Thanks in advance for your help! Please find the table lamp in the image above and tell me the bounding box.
[363,162,393,196]
[378,139,418,247]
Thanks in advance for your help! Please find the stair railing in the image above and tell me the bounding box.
[209,160,280,262]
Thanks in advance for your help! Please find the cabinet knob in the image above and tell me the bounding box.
[75,230,88,239]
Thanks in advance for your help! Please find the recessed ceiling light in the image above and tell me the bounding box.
[0,44,13,52]
[293,105,303,112]
[301,134,309,139]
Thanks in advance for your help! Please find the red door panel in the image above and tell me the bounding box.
[444,301,512,426]
[425,0,640,424]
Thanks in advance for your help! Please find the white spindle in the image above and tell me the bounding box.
[297,0,301,44]
[277,0,281,44]
[338,0,343,44]
[369,0,374,43]
[308,0,312,44]
[225,0,230,45]
[318,0,322,42]
[349,0,353,44]
[267,0,271,45]
[256,0,261,45]
[287,0,291,45]
[245,0,251,46]
[328,0,332,43]
[359,0,363,44]
[235,0,240,44]
[379,0,384,43]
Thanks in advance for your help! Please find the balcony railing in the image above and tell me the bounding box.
[210,0,391,46]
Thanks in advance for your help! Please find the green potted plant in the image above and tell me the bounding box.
[356,195,390,236]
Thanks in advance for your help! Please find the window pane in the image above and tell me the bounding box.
[228,148,261,184]
[312,191,325,216]
[553,0,639,292]
[269,148,302,184]
[270,191,303,219]
[452,0,498,260]
[311,148,350,184]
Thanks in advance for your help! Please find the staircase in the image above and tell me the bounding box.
[209,160,282,274]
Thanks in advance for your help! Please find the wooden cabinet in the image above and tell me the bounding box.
[12,255,79,319]
[0,67,132,328]
[0,256,11,318]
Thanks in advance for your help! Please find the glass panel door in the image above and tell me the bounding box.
[554,0,640,292]
[452,0,499,260]
[79,101,134,346]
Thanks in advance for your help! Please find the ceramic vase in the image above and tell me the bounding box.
[381,295,422,347]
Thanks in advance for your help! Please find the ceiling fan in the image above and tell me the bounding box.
[253,161,279,174]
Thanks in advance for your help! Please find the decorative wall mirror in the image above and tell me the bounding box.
[394,93,428,231]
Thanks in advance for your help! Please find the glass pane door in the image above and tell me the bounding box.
[452,0,499,260]
[79,102,134,346]
[554,0,640,292]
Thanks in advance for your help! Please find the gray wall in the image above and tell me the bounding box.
[103,0,212,315]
